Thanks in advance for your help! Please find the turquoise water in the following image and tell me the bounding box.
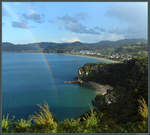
[2,52,110,121]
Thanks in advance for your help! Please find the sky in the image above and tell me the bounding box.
[2,2,148,44]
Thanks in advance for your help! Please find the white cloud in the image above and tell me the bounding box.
[61,37,80,42]
[108,33,125,41]
[52,14,102,35]
[76,32,125,43]
[106,2,147,39]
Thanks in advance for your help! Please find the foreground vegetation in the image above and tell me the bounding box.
[2,57,148,133]
[2,100,148,133]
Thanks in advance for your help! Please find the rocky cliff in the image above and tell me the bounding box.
[78,62,118,86]
[78,57,148,105]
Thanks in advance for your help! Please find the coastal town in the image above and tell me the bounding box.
[69,50,133,61]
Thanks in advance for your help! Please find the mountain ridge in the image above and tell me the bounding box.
[3,38,147,46]
[2,38,147,54]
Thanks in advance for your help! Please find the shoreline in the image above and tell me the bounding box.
[88,81,113,95]
[64,79,113,95]
[63,53,119,63]
[4,51,119,63]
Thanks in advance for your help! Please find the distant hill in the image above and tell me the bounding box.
[2,38,147,53]
[95,38,146,46]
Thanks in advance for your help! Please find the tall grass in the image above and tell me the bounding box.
[136,98,148,132]
[2,114,10,132]
[30,103,57,133]
[138,98,148,119]
[2,100,148,133]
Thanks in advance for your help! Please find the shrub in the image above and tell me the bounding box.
[30,103,57,133]
[57,110,99,133]
[57,119,81,133]
[138,98,148,120]
[82,109,99,133]
[2,114,11,132]
[12,119,31,132]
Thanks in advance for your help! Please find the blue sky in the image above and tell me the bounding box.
[2,2,148,44]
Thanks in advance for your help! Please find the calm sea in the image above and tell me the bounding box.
[2,52,110,121]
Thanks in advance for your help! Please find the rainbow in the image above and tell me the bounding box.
[3,4,59,100]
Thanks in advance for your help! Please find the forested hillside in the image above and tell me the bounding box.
[79,56,148,124]
[2,39,147,59]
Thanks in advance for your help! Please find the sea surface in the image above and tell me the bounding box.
[2,52,111,121]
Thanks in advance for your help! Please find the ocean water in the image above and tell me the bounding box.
[2,52,110,121]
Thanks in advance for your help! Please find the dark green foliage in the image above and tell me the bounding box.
[12,119,31,132]
[91,57,148,127]
[80,57,147,101]
[57,119,81,133]
[92,93,108,111]
[57,110,101,133]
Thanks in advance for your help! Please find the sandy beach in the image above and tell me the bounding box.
[88,81,113,95]
[64,53,119,63]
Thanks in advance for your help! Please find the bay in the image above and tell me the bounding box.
[2,52,110,121]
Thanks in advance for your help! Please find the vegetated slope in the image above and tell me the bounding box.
[79,57,148,121]
[2,39,147,56]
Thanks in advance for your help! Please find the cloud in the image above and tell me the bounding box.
[61,37,80,42]
[108,33,125,41]
[106,3,147,24]
[12,21,28,29]
[23,12,44,23]
[106,3,147,39]
[52,14,104,35]
[94,26,106,32]
[72,32,125,43]
[108,27,147,39]
[49,37,80,43]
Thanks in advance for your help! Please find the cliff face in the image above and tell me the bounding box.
[78,63,106,82]
[78,57,148,105]
[78,62,118,86]
[78,63,115,103]
[78,57,147,88]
